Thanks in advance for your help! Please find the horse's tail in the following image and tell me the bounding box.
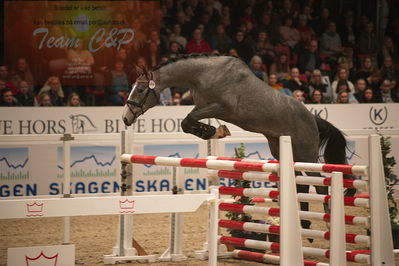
[315,116,347,164]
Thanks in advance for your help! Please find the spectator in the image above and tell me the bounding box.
[172,23,188,48]
[279,16,300,49]
[366,71,382,91]
[268,73,292,96]
[67,92,82,106]
[284,67,308,94]
[255,31,275,67]
[249,56,268,83]
[230,31,255,63]
[269,53,290,81]
[380,36,396,62]
[308,89,327,104]
[37,92,52,106]
[167,41,183,59]
[353,78,368,102]
[296,14,315,48]
[146,42,160,69]
[38,76,65,106]
[308,69,332,103]
[129,57,147,85]
[106,61,129,106]
[357,87,377,103]
[375,79,399,103]
[379,56,398,81]
[15,80,36,106]
[355,56,377,81]
[280,0,299,20]
[357,22,379,58]
[211,24,231,54]
[335,80,358,103]
[0,88,20,106]
[292,89,305,103]
[320,22,343,59]
[331,67,355,101]
[256,13,279,45]
[172,91,182,105]
[297,40,321,75]
[11,58,35,92]
[338,16,356,47]
[311,7,331,37]
[0,65,18,94]
[336,89,350,104]
[185,28,212,54]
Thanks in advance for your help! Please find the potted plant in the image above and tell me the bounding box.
[380,135,399,248]
[225,143,279,252]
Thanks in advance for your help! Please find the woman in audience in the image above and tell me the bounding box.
[331,67,355,101]
[308,88,326,104]
[67,92,82,107]
[355,56,377,80]
[308,69,332,103]
[357,87,377,103]
[249,56,268,83]
[15,80,37,106]
[269,53,290,81]
[39,76,65,106]
[335,80,358,103]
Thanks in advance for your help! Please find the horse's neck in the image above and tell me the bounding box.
[159,59,204,89]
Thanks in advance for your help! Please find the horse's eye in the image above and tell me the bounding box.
[137,88,144,93]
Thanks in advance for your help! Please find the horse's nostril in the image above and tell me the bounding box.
[123,117,129,125]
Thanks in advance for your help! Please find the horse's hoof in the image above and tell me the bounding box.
[212,125,231,139]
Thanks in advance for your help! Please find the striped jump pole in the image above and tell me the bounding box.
[207,156,368,175]
[232,250,329,266]
[218,236,371,264]
[207,170,368,190]
[218,219,370,245]
[218,187,370,207]
[120,154,367,175]
[219,203,369,227]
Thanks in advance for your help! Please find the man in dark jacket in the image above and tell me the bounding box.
[298,40,321,75]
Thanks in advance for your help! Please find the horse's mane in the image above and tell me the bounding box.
[153,53,223,70]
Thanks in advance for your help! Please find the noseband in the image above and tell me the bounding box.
[126,72,159,117]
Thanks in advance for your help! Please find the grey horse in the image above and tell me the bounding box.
[122,54,353,229]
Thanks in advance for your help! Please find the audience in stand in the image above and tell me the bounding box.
[2,0,398,107]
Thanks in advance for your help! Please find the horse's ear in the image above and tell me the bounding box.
[142,67,149,79]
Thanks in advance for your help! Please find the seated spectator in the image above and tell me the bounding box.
[357,22,378,58]
[338,15,356,47]
[268,73,292,96]
[308,89,327,104]
[228,48,239,57]
[230,31,255,63]
[279,16,300,49]
[38,76,65,106]
[292,89,305,103]
[366,71,382,91]
[331,67,355,101]
[375,79,398,103]
[284,67,308,94]
[172,24,188,48]
[211,24,231,54]
[129,57,147,84]
[308,69,332,103]
[249,56,268,83]
[0,88,20,106]
[357,87,377,103]
[353,78,368,102]
[320,22,343,59]
[172,92,182,105]
[37,92,53,106]
[0,65,18,94]
[298,40,321,75]
[269,53,290,81]
[311,7,331,37]
[335,80,358,103]
[10,57,35,92]
[185,28,212,54]
[166,41,183,59]
[296,14,315,48]
[355,56,377,81]
[15,80,36,106]
[379,56,398,81]
[67,92,82,106]
[255,31,275,67]
[106,61,129,106]
[379,36,396,63]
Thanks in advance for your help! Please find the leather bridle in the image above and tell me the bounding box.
[125,72,159,118]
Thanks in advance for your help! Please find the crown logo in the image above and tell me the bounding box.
[119,198,135,213]
[25,251,58,266]
[26,202,44,217]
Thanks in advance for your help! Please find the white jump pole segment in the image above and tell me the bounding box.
[61,133,73,245]
[369,135,395,265]
[330,171,346,266]
[279,136,303,266]
[207,187,219,266]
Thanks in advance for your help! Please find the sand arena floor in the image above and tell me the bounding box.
[1,202,398,266]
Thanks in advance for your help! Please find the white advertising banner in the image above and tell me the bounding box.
[0,104,398,197]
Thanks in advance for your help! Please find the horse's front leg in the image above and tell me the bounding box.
[181,104,231,140]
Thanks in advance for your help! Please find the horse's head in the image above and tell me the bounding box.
[123,70,160,126]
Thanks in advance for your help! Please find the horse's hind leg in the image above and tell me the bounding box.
[181,104,231,140]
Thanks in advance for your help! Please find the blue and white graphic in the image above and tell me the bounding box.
[0,148,29,180]
[57,146,116,178]
[346,141,356,163]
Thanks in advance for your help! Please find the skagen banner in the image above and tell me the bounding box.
[0,104,398,135]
